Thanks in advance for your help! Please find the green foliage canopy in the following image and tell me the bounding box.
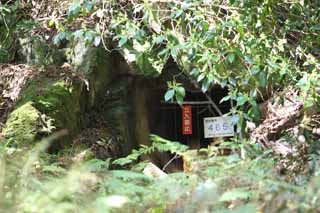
[2,0,320,122]
[51,0,320,121]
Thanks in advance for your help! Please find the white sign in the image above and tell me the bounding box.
[204,116,235,138]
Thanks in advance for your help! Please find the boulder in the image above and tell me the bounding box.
[2,40,115,148]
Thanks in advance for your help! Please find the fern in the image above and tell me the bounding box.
[150,134,188,155]
[219,187,255,202]
[42,163,67,175]
[83,159,110,172]
[113,134,188,166]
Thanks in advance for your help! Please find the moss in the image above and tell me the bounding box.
[3,44,117,148]
[3,78,85,147]
[18,80,73,111]
[84,48,111,107]
[3,102,40,146]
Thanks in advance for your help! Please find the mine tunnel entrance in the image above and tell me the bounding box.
[149,86,233,151]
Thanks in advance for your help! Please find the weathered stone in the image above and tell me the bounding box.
[2,40,116,148]
[2,101,40,146]
[1,37,145,155]
[18,37,66,66]
[143,162,168,179]
[2,77,85,148]
[2,37,166,161]
[69,39,112,107]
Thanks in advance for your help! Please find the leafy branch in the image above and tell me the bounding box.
[113,134,188,166]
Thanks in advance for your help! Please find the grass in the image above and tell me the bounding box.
[1,135,320,213]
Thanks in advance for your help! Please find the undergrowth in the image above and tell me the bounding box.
[1,134,320,212]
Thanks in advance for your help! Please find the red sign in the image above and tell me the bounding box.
[182,105,192,135]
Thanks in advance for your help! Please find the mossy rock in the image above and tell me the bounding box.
[2,102,41,146]
[18,79,84,131]
[2,41,135,151]
[70,39,112,107]
[2,77,85,148]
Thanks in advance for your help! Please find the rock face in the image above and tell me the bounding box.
[3,77,85,148]
[3,102,40,146]
[1,40,119,150]
[0,64,37,133]
[1,38,171,164]
[3,70,84,145]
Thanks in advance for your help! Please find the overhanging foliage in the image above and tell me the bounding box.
[3,0,318,124]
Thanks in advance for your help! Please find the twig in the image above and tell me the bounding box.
[162,153,180,171]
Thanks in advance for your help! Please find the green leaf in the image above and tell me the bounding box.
[176,94,184,105]
[267,59,279,69]
[68,2,81,16]
[220,95,231,103]
[197,73,205,82]
[84,159,110,172]
[311,25,320,31]
[188,48,196,60]
[118,36,128,47]
[181,2,192,10]
[164,89,175,101]
[258,72,267,87]
[48,20,55,27]
[250,89,257,98]
[201,78,210,92]
[248,99,260,121]
[227,53,235,64]
[153,35,165,44]
[237,95,248,106]
[73,30,84,39]
[244,55,253,65]
[84,31,95,43]
[83,0,95,12]
[176,86,186,98]
[207,73,214,82]
[53,32,66,45]
[173,9,184,19]
[190,68,199,76]
[250,66,260,75]
[231,114,240,125]
[171,47,179,60]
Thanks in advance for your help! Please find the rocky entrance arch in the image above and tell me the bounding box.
[1,41,233,171]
